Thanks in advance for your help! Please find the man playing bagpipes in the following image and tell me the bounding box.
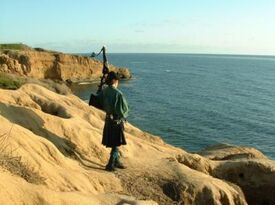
[89,47,129,171]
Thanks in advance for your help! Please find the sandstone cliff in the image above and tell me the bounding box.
[0,84,274,205]
[0,47,131,82]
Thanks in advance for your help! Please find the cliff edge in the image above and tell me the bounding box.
[0,84,274,205]
[0,45,131,82]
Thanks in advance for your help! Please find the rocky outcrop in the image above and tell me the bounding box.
[200,144,275,205]
[0,84,274,205]
[198,144,268,160]
[0,49,131,82]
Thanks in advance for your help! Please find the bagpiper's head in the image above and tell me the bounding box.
[106,71,120,88]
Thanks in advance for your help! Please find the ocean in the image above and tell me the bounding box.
[71,53,275,159]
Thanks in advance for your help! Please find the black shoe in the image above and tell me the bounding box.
[115,159,126,169]
[105,155,116,172]
[105,164,116,172]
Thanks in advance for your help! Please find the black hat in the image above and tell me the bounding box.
[106,71,119,85]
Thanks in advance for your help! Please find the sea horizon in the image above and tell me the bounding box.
[77,52,275,59]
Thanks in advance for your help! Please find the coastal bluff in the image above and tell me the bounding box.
[0,45,131,82]
[0,83,274,205]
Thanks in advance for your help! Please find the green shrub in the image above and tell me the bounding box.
[0,43,30,51]
[0,73,23,90]
[0,73,72,94]
[25,78,72,95]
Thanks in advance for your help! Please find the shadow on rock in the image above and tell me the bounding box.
[0,103,76,158]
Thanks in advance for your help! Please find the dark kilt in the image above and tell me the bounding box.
[102,118,126,147]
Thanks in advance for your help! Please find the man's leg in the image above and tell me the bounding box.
[105,147,119,171]
[114,147,126,169]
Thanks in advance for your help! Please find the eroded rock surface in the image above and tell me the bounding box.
[0,84,274,205]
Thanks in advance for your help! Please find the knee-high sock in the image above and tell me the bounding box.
[111,147,119,160]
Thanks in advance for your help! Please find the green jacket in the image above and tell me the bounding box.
[99,85,129,119]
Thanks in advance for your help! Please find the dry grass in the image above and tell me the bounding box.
[117,170,180,205]
[0,125,45,184]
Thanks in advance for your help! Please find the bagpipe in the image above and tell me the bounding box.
[88,46,109,109]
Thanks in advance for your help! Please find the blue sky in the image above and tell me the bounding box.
[1,0,275,54]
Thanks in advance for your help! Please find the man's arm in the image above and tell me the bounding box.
[115,93,129,119]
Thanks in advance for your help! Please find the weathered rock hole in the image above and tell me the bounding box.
[32,97,71,119]
[239,173,244,179]
[262,200,270,205]
[41,102,71,119]
[162,182,181,202]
